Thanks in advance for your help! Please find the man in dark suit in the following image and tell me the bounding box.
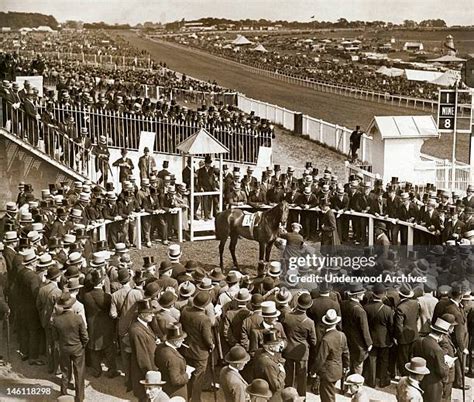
[129,299,158,401]
[320,200,340,255]
[297,187,318,240]
[248,182,267,208]
[442,285,470,390]
[112,148,134,188]
[442,208,465,243]
[36,263,62,374]
[180,291,214,402]
[412,318,449,402]
[374,222,391,260]
[354,182,371,245]
[253,329,286,399]
[157,160,171,180]
[331,187,349,242]
[312,309,350,402]
[394,284,420,376]
[138,147,157,181]
[52,292,89,401]
[197,156,217,220]
[219,345,250,402]
[462,185,474,208]
[364,283,394,388]
[420,199,442,245]
[282,293,317,397]
[16,251,44,365]
[154,324,189,399]
[308,281,341,343]
[385,186,401,244]
[397,192,419,245]
[341,283,372,374]
[83,270,119,378]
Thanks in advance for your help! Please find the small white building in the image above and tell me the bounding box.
[403,42,424,52]
[367,116,439,184]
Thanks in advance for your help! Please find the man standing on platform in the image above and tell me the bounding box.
[113,148,134,190]
[349,126,363,162]
[138,147,156,182]
[197,155,217,221]
[93,135,110,185]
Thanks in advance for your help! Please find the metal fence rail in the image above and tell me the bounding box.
[237,93,373,164]
[3,102,272,164]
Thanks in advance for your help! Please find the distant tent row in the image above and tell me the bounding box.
[376,67,461,87]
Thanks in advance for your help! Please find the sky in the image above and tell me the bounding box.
[2,0,473,26]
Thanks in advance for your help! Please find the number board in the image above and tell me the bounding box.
[437,90,456,133]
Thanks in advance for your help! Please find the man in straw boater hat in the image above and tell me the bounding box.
[140,370,168,402]
[35,256,62,373]
[220,344,251,402]
[154,323,189,399]
[253,328,286,400]
[411,317,451,402]
[282,292,317,397]
[344,373,368,402]
[52,291,89,401]
[312,309,350,402]
[340,283,372,375]
[396,357,430,402]
[249,301,286,354]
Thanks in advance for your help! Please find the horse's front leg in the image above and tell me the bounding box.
[218,239,226,270]
[265,239,275,262]
[229,234,239,270]
[259,241,266,262]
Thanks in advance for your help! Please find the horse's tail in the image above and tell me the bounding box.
[214,209,232,241]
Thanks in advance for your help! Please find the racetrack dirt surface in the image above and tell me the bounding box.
[117,32,470,164]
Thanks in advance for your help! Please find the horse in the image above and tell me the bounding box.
[215,200,289,270]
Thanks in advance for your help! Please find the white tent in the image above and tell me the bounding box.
[377,66,404,77]
[404,69,443,82]
[252,43,268,53]
[430,70,461,87]
[428,55,466,63]
[232,35,252,46]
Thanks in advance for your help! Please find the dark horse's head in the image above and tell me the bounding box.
[272,200,289,229]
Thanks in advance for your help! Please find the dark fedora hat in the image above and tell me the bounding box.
[158,291,177,308]
[57,291,75,309]
[136,299,156,314]
[165,323,187,341]
[193,291,211,309]
[347,283,365,295]
[262,329,281,345]
[144,281,161,299]
[297,292,313,310]
[225,345,250,364]
[117,267,131,284]
[46,266,62,281]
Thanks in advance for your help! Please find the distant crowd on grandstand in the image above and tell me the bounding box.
[166,34,457,100]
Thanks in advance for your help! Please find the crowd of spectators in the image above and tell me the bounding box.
[168,35,442,100]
